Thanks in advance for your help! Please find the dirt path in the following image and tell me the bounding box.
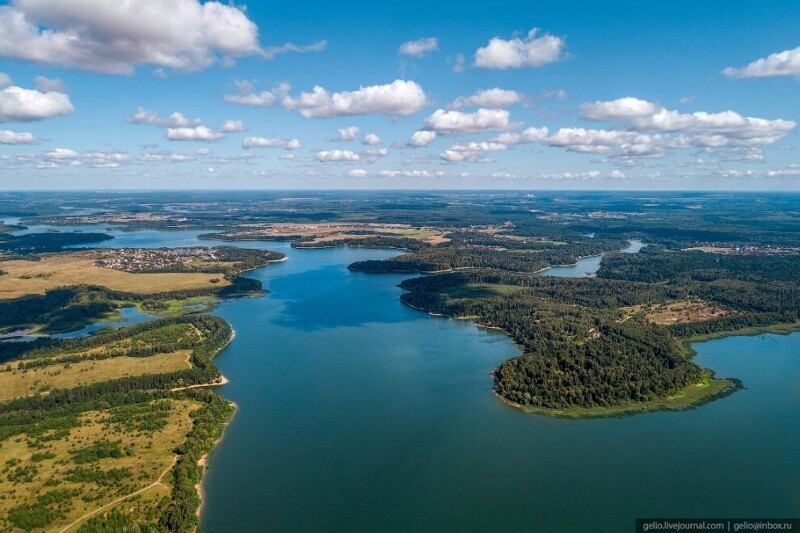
[57,455,178,533]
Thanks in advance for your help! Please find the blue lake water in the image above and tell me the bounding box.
[3,225,797,530]
[538,239,644,278]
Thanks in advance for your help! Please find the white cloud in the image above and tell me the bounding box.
[348,168,368,177]
[316,149,359,162]
[474,28,566,69]
[679,95,695,105]
[379,169,445,178]
[282,80,427,118]
[0,129,36,144]
[451,88,523,109]
[493,127,549,145]
[0,72,10,88]
[502,97,798,159]
[166,126,225,142]
[219,119,245,133]
[399,37,439,58]
[362,133,381,145]
[0,85,73,122]
[139,151,195,163]
[423,108,514,134]
[609,170,626,179]
[440,141,507,162]
[196,148,212,155]
[242,136,301,149]
[408,130,436,147]
[580,97,661,120]
[262,40,327,60]
[0,0,263,74]
[364,147,389,161]
[44,147,78,159]
[127,108,200,128]
[337,126,359,141]
[723,46,800,79]
[491,172,517,179]
[224,81,290,107]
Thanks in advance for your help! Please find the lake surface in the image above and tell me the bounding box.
[538,238,644,278]
[4,225,798,530]
[199,241,798,532]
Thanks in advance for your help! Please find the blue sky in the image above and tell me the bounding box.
[0,0,799,190]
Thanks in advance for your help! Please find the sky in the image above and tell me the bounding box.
[0,0,799,191]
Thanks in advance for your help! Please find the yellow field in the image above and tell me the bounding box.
[0,251,230,300]
[0,399,198,532]
[218,222,450,245]
[622,299,731,326]
[0,350,192,401]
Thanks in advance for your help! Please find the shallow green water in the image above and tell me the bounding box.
[199,243,800,532]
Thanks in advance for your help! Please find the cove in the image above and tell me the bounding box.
[199,241,800,532]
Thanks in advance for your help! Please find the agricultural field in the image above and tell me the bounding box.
[205,222,449,246]
[0,252,229,300]
[623,299,732,326]
[0,350,192,401]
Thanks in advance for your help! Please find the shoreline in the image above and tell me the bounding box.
[493,375,742,419]
[401,287,775,419]
[195,399,238,521]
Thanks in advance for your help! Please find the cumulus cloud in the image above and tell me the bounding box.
[0,85,74,122]
[316,149,359,162]
[44,147,78,159]
[224,81,290,107]
[451,88,524,109]
[499,97,797,160]
[423,108,514,134]
[723,46,800,79]
[362,133,381,145]
[219,120,245,133]
[399,37,439,58]
[127,108,200,128]
[408,130,436,147]
[0,129,36,144]
[282,80,427,118]
[379,169,445,178]
[242,136,301,149]
[0,72,10,88]
[166,126,225,142]
[364,147,389,161]
[337,126,359,141]
[139,151,195,163]
[474,28,566,69]
[0,0,263,74]
[580,97,661,120]
[348,168,368,177]
[440,141,507,162]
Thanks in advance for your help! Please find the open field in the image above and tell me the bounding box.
[622,299,732,326]
[0,350,192,401]
[210,222,449,245]
[0,399,198,532]
[442,283,526,299]
[0,252,230,300]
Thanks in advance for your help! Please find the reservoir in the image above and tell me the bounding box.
[199,241,800,532]
[4,223,797,531]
